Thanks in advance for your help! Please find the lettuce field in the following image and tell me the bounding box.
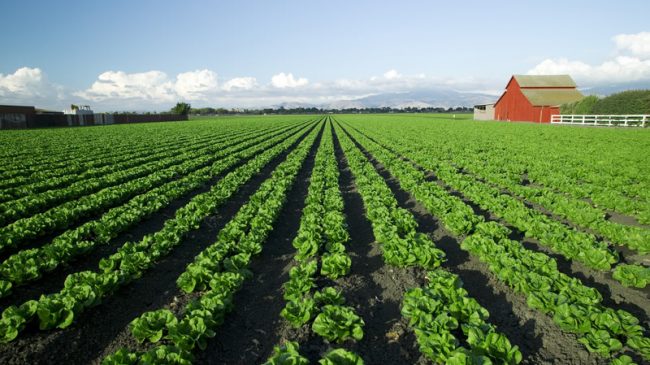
[0,114,648,365]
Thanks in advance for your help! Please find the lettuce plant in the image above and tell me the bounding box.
[319,348,364,365]
[320,252,351,280]
[263,341,309,365]
[129,309,177,343]
[312,305,364,342]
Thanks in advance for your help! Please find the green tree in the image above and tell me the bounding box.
[171,102,191,115]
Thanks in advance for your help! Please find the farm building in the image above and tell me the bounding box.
[473,103,495,120]
[494,75,584,123]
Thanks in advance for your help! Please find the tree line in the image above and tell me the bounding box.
[561,90,650,115]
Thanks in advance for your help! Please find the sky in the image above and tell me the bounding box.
[1,0,650,111]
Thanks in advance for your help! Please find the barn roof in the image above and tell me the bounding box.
[520,88,584,106]
[513,75,577,88]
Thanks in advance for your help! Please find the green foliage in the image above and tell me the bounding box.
[101,348,139,365]
[319,348,364,365]
[320,252,352,280]
[139,345,192,365]
[593,90,650,114]
[129,309,177,343]
[281,298,316,327]
[610,355,637,365]
[612,264,650,288]
[0,300,37,343]
[171,102,192,116]
[561,95,599,114]
[283,260,317,301]
[562,90,650,115]
[167,316,216,351]
[311,305,364,342]
[263,341,309,365]
[314,287,345,306]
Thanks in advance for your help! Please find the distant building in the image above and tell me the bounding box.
[1,103,187,129]
[63,104,93,115]
[473,103,495,120]
[0,105,35,129]
[494,75,584,123]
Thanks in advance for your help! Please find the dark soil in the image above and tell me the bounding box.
[607,210,650,231]
[0,123,317,365]
[338,123,608,365]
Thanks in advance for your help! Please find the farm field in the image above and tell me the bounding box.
[0,115,648,365]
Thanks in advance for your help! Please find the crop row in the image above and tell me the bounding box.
[272,120,363,361]
[337,119,649,360]
[525,162,650,225]
[0,120,318,343]
[382,121,650,255]
[102,120,323,364]
[0,127,233,188]
[0,127,258,204]
[450,156,650,254]
[333,122,522,363]
[0,122,307,252]
[0,127,264,227]
[0,121,312,299]
[343,122,647,286]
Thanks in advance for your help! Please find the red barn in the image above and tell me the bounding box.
[494,75,584,123]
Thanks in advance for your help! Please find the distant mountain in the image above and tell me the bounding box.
[273,101,320,109]
[581,81,650,96]
[270,83,650,111]
[320,89,497,109]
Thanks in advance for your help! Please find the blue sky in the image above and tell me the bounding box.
[1,0,650,110]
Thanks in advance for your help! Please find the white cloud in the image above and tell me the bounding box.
[75,69,221,103]
[271,72,308,88]
[75,70,175,102]
[383,69,402,80]
[174,69,218,100]
[614,32,650,58]
[4,66,499,110]
[0,67,62,100]
[222,77,257,91]
[528,31,650,85]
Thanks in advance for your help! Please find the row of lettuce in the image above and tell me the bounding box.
[266,120,364,364]
[0,121,310,299]
[101,121,323,363]
[0,130,237,204]
[0,120,319,344]
[333,122,523,364]
[339,119,648,362]
[0,126,278,243]
[0,124,225,185]
[344,121,650,289]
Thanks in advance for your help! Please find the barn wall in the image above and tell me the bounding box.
[494,79,562,123]
[494,80,536,122]
[530,106,560,123]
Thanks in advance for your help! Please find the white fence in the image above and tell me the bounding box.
[551,114,648,127]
